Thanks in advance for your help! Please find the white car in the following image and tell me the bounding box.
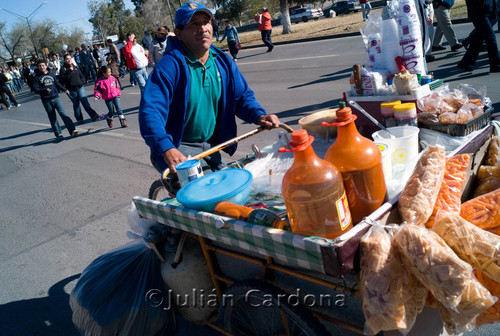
[289,7,324,23]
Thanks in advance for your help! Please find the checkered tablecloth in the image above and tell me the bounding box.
[133,196,346,275]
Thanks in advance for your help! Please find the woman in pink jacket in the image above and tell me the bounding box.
[94,66,128,128]
[255,7,274,52]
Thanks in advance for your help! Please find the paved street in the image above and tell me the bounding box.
[0,22,499,335]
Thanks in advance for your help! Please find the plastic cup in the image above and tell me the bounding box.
[372,126,419,168]
[175,159,204,186]
[374,142,392,182]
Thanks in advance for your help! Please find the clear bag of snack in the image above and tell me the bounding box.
[398,146,446,226]
[433,212,500,283]
[417,112,440,124]
[478,165,500,182]
[459,83,487,105]
[485,136,500,166]
[474,177,500,198]
[436,279,496,334]
[439,112,458,123]
[399,259,428,335]
[359,223,407,335]
[425,154,471,228]
[417,92,442,114]
[460,188,500,231]
[393,224,477,310]
[474,269,500,327]
[456,105,475,123]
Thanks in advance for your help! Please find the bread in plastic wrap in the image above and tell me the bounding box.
[474,269,500,327]
[460,188,500,231]
[434,212,500,283]
[436,279,496,334]
[478,165,500,183]
[394,224,480,310]
[359,224,406,334]
[399,146,446,226]
[425,154,470,229]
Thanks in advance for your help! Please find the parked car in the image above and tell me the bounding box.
[288,7,324,23]
[324,1,361,17]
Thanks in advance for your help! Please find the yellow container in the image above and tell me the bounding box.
[393,103,417,127]
[380,100,401,128]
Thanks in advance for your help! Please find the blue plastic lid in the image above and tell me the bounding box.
[176,169,253,210]
[175,159,200,170]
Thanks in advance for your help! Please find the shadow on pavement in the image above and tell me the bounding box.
[0,274,80,336]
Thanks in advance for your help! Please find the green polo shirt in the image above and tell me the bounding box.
[182,47,222,143]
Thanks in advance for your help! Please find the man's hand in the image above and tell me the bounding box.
[65,90,70,95]
[94,97,99,101]
[46,88,51,93]
[163,148,187,173]
[257,114,280,129]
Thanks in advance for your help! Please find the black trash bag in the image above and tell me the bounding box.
[70,229,176,336]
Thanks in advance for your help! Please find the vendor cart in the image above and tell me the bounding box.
[132,119,496,336]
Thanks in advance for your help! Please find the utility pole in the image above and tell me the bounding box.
[0,2,47,57]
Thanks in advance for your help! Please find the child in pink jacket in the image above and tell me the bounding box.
[94,66,127,128]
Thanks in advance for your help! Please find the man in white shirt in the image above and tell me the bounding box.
[121,32,149,94]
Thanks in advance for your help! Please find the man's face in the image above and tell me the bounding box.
[176,12,213,56]
[82,45,86,50]
[64,56,72,65]
[38,63,47,72]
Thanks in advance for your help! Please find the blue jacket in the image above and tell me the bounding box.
[139,37,267,171]
[33,70,66,102]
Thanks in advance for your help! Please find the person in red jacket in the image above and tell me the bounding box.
[254,7,274,52]
[121,32,149,94]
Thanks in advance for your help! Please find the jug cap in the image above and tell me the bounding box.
[322,101,357,127]
[279,129,314,152]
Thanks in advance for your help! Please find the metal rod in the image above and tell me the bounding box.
[198,236,223,300]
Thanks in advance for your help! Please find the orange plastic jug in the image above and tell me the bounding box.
[323,102,386,224]
[279,129,352,239]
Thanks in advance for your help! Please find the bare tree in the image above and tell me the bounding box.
[0,21,26,63]
[141,0,174,30]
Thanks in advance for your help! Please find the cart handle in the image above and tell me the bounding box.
[160,123,294,181]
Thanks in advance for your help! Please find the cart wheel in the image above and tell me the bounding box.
[219,279,330,336]
[148,179,172,201]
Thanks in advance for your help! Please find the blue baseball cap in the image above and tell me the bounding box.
[175,2,213,28]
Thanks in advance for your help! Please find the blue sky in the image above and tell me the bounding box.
[0,0,135,35]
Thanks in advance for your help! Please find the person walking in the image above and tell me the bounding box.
[0,68,21,109]
[106,56,123,90]
[119,38,137,87]
[32,59,78,138]
[211,17,220,42]
[22,62,34,93]
[219,20,240,61]
[458,0,500,72]
[121,32,149,93]
[255,7,274,52]
[94,65,128,128]
[60,54,101,123]
[48,54,62,78]
[106,39,120,64]
[139,2,280,176]
[431,0,463,51]
[80,44,97,82]
[142,30,153,48]
[149,26,169,67]
[359,0,372,21]
[10,66,22,92]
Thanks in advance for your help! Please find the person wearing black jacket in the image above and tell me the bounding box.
[458,0,500,72]
[33,59,78,138]
[60,54,100,123]
[0,69,21,109]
